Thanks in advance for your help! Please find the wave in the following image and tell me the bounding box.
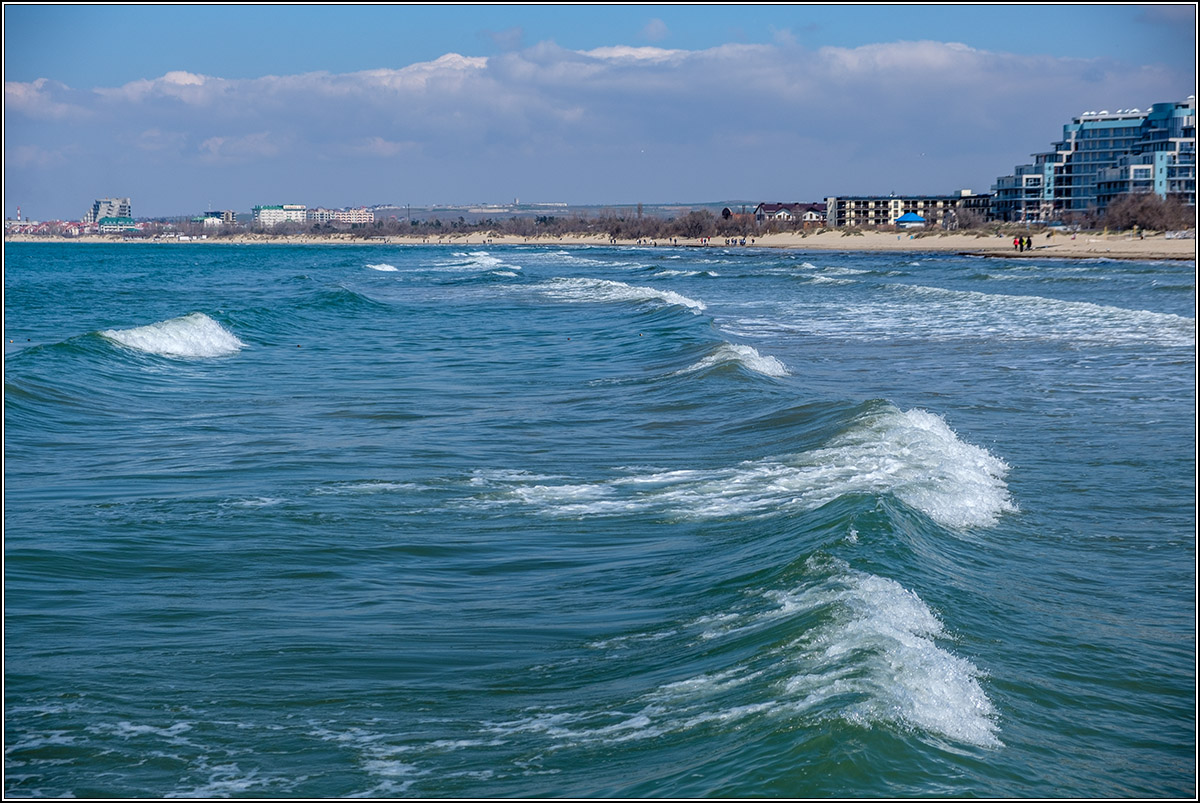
[99,313,245,358]
[366,263,398,271]
[437,251,523,274]
[778,556,1001,747]
[898,284,1195,346]
[728,283,1195,347]
[470,403,1015,530]
[491,553,1000,750]
[538,277,707,313]
[652,269,720,278]
[673,343,790,378]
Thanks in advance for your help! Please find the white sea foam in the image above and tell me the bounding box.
[653,269,720,278]
[366,263,398,271]
[313,481,422,495]
[486,558,998,753]
[779,560,1002,748]
[167,763,278,799]
[100,313,245,358]
[437,251,521,273]
[494,565,999,750]
[539,277,706,312]
[900,284,1195,346]
[310,726,424,796]
[475,404,1014,530]
[582,559,1001,748]
[228,496,284,508]
[675,343,790,377]
[754,283,1194,347]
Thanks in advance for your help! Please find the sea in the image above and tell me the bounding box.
[4,241,1196,799]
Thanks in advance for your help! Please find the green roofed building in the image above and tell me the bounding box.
[97,216,139,233]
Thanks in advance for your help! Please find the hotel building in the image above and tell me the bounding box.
[306,207,376,225]
[252,204,307,227]
[992,97,1196,222]
[824,191,992,228]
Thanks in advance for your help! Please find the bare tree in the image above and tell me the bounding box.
[1103,193,1194,231]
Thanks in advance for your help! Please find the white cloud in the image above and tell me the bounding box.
[4,78,88,119]
[4,37,1195,216]
[582,45,686,63]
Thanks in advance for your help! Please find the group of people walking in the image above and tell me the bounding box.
[1013,235,1033,252]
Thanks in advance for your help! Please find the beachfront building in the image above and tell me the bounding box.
[97,216,140,234]
[823,191,991,228]
[201,210,237,229]
[334,207,375,225]
[753,203,826,227]
[992,96,1196,222]
[87,198,132,224]
[252,204,307,227]
[307,207,376,225]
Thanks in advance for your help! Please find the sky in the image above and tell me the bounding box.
[4,3,1197,220]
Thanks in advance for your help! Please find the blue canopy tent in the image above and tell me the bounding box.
[896,212,927,229]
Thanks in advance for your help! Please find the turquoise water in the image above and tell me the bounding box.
[4,242,1195,798]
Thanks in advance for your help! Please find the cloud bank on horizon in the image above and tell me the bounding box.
[5,27,1196,219]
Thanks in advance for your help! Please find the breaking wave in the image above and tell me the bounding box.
[539,277,707,313]
[471,404,1014,530]
[675,343,790,377]
[99,313,245,358]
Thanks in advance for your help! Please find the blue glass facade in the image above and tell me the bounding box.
[993,97,1196,221]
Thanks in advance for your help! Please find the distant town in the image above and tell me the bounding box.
[6,97,1195,239]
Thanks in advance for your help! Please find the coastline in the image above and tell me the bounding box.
[4,229,1196,261]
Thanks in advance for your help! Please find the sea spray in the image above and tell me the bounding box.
[473,404,1015,530]
[99,312,245,358]
[674,343,790,378]
[539,277,707,312]
[779,558,1002,748]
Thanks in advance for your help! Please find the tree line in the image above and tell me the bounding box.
[15,193,1192,239]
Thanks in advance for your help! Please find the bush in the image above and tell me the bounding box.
[1101,193,1193,231]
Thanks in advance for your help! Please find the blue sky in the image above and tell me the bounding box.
[5,3,1196,219]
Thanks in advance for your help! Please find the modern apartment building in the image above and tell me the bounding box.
[87,198,132,224]
[824,191,992,228]
[992,97,1196,221]
[309,207,376,225]
[252,204,307,227]
[334,207,375,225]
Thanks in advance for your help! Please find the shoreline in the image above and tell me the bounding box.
[5,229,1196,261]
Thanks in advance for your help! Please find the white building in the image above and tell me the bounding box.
[309,207,376,225]
[334,207,375,224]
[252,204,307,227]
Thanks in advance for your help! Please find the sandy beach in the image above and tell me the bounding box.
[5,229,1196,260]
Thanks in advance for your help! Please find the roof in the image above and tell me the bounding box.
[896,212,927,222]
[755,202,827,214]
